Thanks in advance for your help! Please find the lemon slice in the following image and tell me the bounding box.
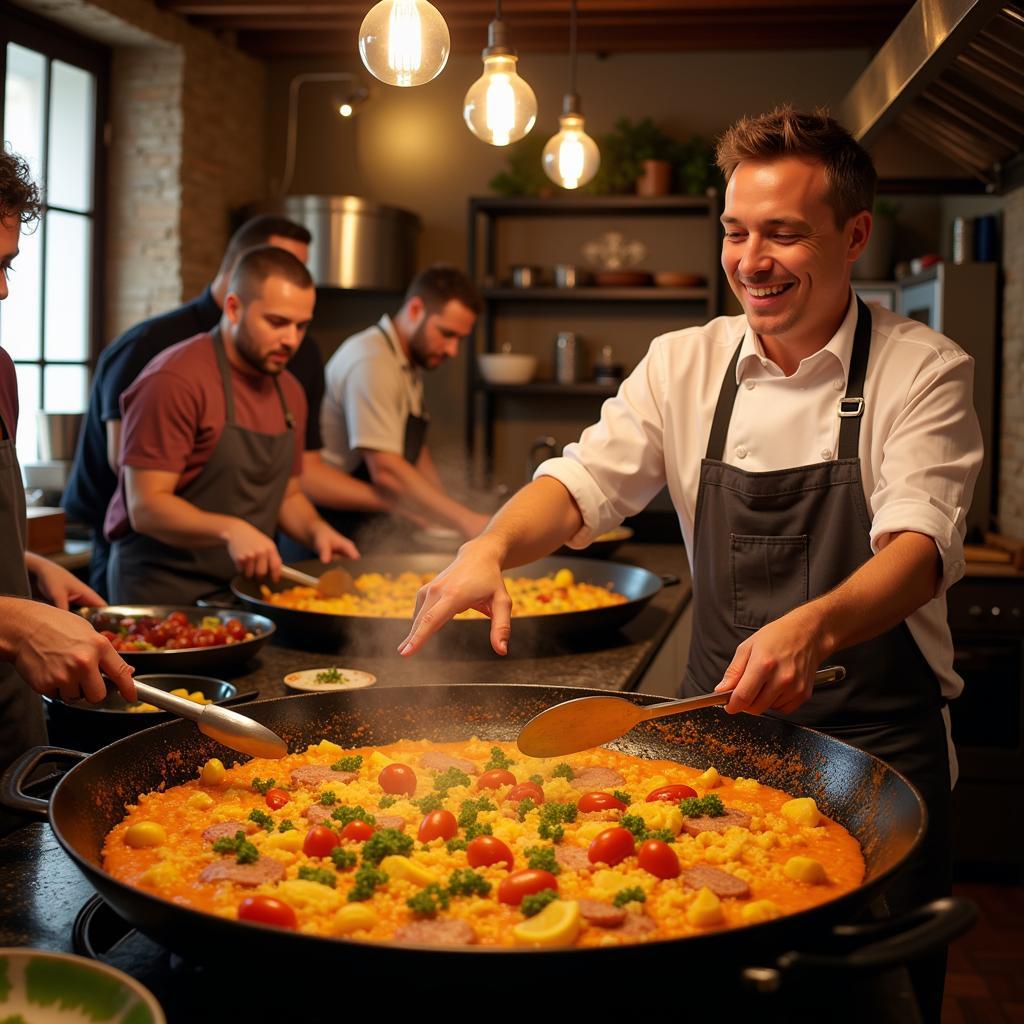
[513,899,581,948]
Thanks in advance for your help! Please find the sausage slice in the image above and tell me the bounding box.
[419,752,479,776]
[680,807,752,837]
[392,918,477,946]
[290,765,358,788]
[202,820,254,843]
[199,858,285,887]
[554,844,592,873]
[577,899,627,927]
[569,767,626,791]
[681,865,751,899]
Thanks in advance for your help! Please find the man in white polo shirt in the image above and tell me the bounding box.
[320,265,489,542]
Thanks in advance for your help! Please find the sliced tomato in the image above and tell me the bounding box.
[497,869,559,905]
[646,784,697,803]
[506,782,544,805]
[378,763,417,796]
[225,618,247,641]
[418,809,458,842]
[265,788,290,810]
[477,769,516,790]
[238,895,297,930]
[302,825,338,858]
[577,791,627,813]
[637,839,680,879]
[466,835,514,871]
[588,827,635,867]
[341,820,374,842]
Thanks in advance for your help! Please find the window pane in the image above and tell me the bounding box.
[13,362,40,464]
[44,363,87,412]
[4,43,46,186]
[47,61,95,213]
[0,221,42,359]
[44,211,91,362]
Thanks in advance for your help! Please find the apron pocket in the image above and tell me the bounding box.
[731,533,808,630]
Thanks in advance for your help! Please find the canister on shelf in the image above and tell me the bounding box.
[554,331,581,384]
[952,216,973,265]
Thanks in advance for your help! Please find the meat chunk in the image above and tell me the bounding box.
[680,807,752,837]
[201,820,254,844]
[199,857,285,887]
[577,899,627,927]
[303,804,334,825]
[419,751,479,776]
[392,918,477,946]
[569,767,625,791]
[618,912,657,937]
[554,844,592,873]
[681,865,751,899]
[373,815,406,832]
[290,765,357,788]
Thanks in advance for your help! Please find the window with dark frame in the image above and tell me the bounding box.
[0,8,107,466]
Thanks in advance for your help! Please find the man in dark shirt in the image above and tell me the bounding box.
[64,215,389,595]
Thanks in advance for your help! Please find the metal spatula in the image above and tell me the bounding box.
[279,564,355,597]
[517,666,847,757]
[133,680,287,759]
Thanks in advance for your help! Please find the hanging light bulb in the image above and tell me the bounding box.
[542,0,599,189]
[358,0,450,88]
[463,6,537,146]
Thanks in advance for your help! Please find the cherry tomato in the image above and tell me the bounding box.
[588,827,635,866]
[577,791,627,813]
[341,820,374,842]
[646,784,697,803]
[506,782,544,805]
[497,869,559,906]
[166,612,190,627]
[212,628,228,644]
[466,835,514,871]
[225,618,247,640]
[637,839,681,879]
[188,628,217,648]
[237,894,297,930]
[418,809,458,842]
[477,769,517,790]
[265,788,290,810]
[302,825,338,858]
[378,763,417,796]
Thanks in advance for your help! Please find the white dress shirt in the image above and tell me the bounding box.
[536,291,983,715]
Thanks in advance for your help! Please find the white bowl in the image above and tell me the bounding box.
[477,352,537,386]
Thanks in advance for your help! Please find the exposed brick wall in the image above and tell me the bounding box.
[998,185,1024,535]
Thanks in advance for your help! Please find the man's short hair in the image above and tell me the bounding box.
[229,245,315,302]
[0,146,42,227]
[715,106,877,227]
[404,265,481,316]
[220,215,312,275]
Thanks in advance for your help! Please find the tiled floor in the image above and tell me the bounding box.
[942,882,1024,1024]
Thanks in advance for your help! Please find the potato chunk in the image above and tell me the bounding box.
[783,856,828,884]
[780,797,821,828]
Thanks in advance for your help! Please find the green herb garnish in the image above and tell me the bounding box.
[250,777,276,795]
[406,883,450,917]
[551,764,575,780]
[331,755,363,773]
[348,864,388,902]
[483,746,514,771]
[248,808,274,832]
[211,829,259,864]
[319,791,338,806]
[298,865,336,888]
[314,668,345,684]
[433,767,472,793]
[447,868,491,897]
[361,828,413,865]
[278,819,295,833]
[613,886,646,908]
[330,805,376,828]
[524,845,561,875]
[330,847,357,870]
[520,889,559,917]
[678,794,725,818]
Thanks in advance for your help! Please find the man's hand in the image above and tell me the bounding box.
[7,600,136,704]
[309,519,360,563]
[399,538,512,657]
[25,553,104,611]
[223,520,282,580]
[713,604,826,717]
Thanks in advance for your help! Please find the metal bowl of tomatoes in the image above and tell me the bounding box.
[82,605,276,676]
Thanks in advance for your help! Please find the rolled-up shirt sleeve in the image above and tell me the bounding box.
[535,343,669,548]
[868,350,982,597]
[342,358,407,456]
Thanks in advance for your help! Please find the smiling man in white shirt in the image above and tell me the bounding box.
[399,107,981,1020]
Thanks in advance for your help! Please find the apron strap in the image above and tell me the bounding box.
[705,339,744,461]
[212,329,294,431]
[837,296,872,460]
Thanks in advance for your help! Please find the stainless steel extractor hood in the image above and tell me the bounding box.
[837,0,1024,191]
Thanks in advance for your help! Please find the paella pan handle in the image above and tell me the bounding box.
[659,573,681,586]
[742,897,978,989]
[0,745,87,817]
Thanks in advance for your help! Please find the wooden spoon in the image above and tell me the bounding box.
[517,666,847,757]
[278,564,355,597]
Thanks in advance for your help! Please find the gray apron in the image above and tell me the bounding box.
[0,405,47,831]
[682,298,950,1019]
[316,324,428,542]
[108,331,296,605]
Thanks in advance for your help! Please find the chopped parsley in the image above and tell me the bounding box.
[298,865,336,888]
[551,763,575,780]
[415,794,444,814]
[483,746,514,771]
[250,777,276,795]
[330,805,376,828]
[447,868,491,898]
[538,801,578,841]
[278,820,295,833]
[406,883,450,918]
[457,796,495,829]
[620,814,674,843]
[211,829,259,864]
[319,791,338,806]
[348,864,388,902]
[516,798,537,821]
[612,790,632,806]
[445,837,468,854]
[520,889,559,917]
[464,822,493,841]
[433,767,472,793]
[361,828,413,865]
[314,667,345,684]
[529,774,544,786]
[331,755,363,773]
[247,808,274,832]
[613,886,646,908]
[678,794,725,818]
[379,795,398,809]
[524,845,560,875]
[330,847,358,870]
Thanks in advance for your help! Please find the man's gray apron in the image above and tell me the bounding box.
[682,298,950,1020]
[316,324,428,543]
[0,405,47,832]
[108,331,295,605]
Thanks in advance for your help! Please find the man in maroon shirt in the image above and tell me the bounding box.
[106,246,357,603]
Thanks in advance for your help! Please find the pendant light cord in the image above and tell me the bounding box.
[495,0,502,19]
[570,0,578,94]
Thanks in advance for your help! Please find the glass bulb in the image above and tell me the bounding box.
[463,54,537,147]
[542,113,600,190]
[358,0,450,88]
[339,103,354,117]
